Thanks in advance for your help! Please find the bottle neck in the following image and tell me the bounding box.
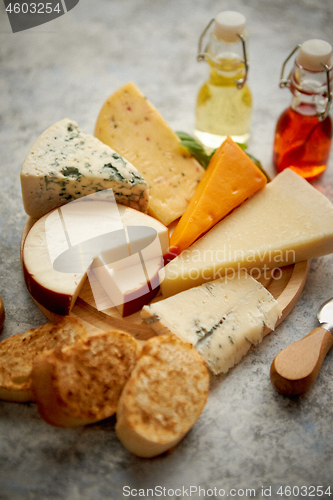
[206,34,246,84]
[289,62,332,116]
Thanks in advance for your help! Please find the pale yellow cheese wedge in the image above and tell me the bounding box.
[94,82,204,226]
[160,169,333,298]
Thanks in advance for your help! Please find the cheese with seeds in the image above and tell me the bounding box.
[94,82,204,226]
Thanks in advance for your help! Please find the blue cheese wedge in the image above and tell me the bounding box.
[141,271,282,374]
[20,118,149,219]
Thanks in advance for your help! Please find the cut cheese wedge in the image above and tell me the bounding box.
[92,237,163,317]
[22,203,169,316]
[94,82,204,226]
[20,118,149,219]
[160,169,333,298]
[169,136,267,256]
[141,271,282,374]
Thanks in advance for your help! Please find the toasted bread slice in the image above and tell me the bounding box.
[115,335,209,458]
[0,296,5,331]
[0,317,87,402]
[32,330,140,427]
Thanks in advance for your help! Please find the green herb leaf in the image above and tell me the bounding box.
[235,142,247,151]
[176,131,270,181]
[176,131,214,169]
[244,152,271,182]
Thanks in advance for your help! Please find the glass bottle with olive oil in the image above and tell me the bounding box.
[194,11,252,152]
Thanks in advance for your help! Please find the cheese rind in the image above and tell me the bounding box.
[92,236,163,317]
[22,204,169,316]
[20,118,149,219]
[141,271,282,374]
[94,82,204,226]
[160,169,333,298]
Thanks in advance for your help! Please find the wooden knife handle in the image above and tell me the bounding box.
[0,296,5,331]
[270,326,333,396]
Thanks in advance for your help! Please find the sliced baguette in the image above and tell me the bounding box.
[115,335,209,458]
[0,317,87,402]
[32,330,140,427]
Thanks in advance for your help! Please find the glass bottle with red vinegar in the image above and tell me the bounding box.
[273,39,333,182]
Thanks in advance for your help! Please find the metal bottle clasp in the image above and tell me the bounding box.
[321,63,333,121]
[279,45,333,121]
[197,18,249,89]
[279,45,301,88]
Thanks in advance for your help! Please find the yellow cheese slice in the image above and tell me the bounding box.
[94,82,204,226]
[160,169,333,298]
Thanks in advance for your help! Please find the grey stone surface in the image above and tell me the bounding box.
[0,0,333,498]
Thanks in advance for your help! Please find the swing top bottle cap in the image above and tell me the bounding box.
[297,39,332,72]
[213,11,246,43]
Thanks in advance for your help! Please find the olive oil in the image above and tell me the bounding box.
[195,59,252,151]
[194,11,252,152]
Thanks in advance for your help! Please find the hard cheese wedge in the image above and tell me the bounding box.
[20,118,149,219]
[94,82,204,226]
[169,136,267,256]
[160,168,333,298]
[141,271,282,374]
[22,204,168,316]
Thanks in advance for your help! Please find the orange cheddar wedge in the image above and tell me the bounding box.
[168,137,267,257]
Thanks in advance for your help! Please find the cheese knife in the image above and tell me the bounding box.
[270,298,333,395]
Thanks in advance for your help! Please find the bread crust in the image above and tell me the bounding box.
[0,317,87,402]
[116,335,209,457]
[0,296,5,331]
[32,330,140,427]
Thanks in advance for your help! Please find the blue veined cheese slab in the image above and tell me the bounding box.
[20,118,149,219]
[141,271,282,375]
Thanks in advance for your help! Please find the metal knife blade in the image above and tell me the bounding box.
[317,297,333,333]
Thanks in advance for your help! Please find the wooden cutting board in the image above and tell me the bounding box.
[21,218,309,340]
[73,261,309,339]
